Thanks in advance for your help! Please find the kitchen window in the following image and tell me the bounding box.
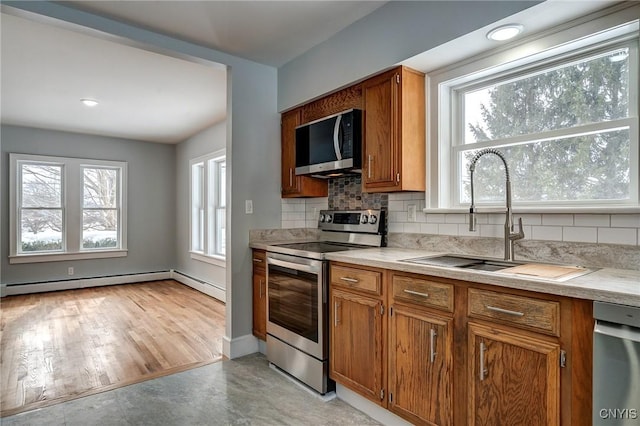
[190,150,226,264]
[9,153,127,263]
[427,12,639,212]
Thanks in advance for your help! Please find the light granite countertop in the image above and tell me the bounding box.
[323,247,640,308]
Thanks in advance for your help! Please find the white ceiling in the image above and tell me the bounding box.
[0,1,620,144]
[0,1,386,144]
[61,1,388,67]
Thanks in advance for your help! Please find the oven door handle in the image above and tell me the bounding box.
[595,320,640,343]
[267,257,322,274]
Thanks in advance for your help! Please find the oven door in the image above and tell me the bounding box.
[266,252,326,360]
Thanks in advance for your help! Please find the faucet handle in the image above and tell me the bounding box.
[514,217,525,240]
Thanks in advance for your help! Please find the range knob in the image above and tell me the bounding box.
[325,214,333,223]
[360,215,368,224]
[368,215,378,225]
[319,214,325,223]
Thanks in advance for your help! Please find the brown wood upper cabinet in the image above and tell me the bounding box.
[281,109,328,198]
[362,66,425,193]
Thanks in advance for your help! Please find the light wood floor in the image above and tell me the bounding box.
[0,280,225,417]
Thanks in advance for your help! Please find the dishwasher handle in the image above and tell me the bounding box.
[594,320,640,343]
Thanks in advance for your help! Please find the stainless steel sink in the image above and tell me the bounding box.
[401,255,523,271]
[401,254,596,281]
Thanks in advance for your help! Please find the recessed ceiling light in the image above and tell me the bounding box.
[487,24,524,41]
[81,98,99,107]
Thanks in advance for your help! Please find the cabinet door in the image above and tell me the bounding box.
[252,271,267,340]
[468,322,560,426]
[281,109,301,195]
[362,69,399,190]
[330,288,385,405]
[389,305,453,426]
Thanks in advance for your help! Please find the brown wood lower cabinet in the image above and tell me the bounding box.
[468,322,560,426]
[252,249,267,340]
[330,287,385,404]
[389,305,453,425]
[327,264,593,426]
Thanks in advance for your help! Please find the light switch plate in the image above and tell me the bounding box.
[245,200,253,214]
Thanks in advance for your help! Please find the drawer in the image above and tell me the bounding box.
[392,274,453,312]
[252,250,266,271]
[468,288,560,336]
[330,264,382,295]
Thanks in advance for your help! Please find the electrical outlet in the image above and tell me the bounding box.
[245,199,253,214]
[407,204,417,222]
[68,267,74,276]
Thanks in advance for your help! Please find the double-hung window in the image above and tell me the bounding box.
[10,153,127,263]
[429,13,639,212]
[190,149,226,264]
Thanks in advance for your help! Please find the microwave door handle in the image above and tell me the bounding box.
[333,115,343,161]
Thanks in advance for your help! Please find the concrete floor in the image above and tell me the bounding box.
[1,354,380,426]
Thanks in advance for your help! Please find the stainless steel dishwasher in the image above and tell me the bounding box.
[593,301,640,425]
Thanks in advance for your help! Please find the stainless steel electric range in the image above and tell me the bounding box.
[265,209,385,394]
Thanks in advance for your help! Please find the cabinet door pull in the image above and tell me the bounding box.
[404,289,429,298]
[486,305,524,317]
[429,328,437,363]
[340,277,359,283]
[334,301,341,326]
[289,168,293,186]
[253,258,263,263]
[367,155,373,179]
[479,341,488,381]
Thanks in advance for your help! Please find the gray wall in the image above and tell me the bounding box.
[277,0,541,111]
[1,125,176,284]
[4,1,282,350]
[175,121,226,290]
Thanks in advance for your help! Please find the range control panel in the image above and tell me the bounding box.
[318,209,385,234]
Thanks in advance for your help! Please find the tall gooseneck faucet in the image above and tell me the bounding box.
[468,148,524,261]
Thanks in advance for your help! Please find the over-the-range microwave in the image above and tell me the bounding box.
[295,109,362,178]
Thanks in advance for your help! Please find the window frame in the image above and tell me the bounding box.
[189,149,226,266]
[426,11,640,213]
[9,153,128,264]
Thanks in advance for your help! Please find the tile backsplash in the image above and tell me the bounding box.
[387,192,640,247]
[281,176,388,228]
[282,188,640,247]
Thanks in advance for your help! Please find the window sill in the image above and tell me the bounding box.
[9,249,128,264]
[190,252,226,267]
[423,206,640,214]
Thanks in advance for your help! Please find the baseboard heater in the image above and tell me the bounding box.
[1,271,171,297]
[171,270,226,303]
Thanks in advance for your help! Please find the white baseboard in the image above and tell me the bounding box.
[1,271,171,297]
[336,384,412,426]
[170,270,226,303]
[223,334,259,359]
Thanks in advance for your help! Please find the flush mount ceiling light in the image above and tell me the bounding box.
[80,98,99,107]
[487,24,524,41]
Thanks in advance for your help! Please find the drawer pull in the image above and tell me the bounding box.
[253,258,263,263]
[404,289,429,298]
[340,277,359,283]
[486,305,524,317]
